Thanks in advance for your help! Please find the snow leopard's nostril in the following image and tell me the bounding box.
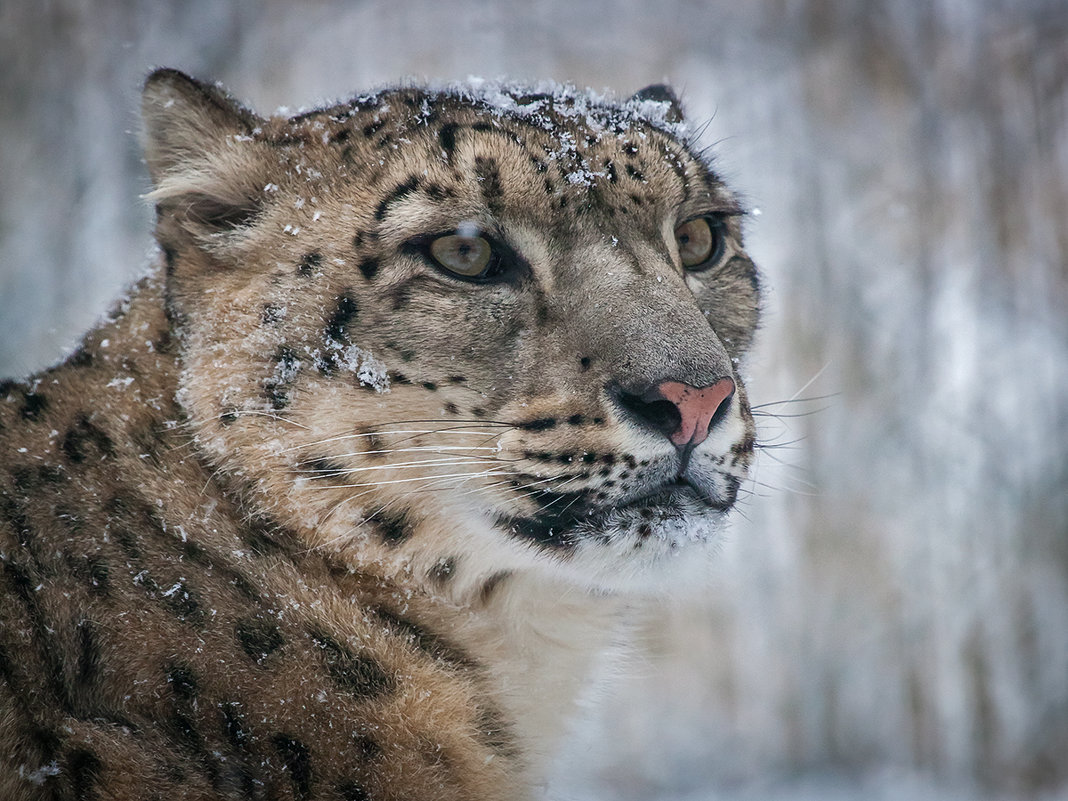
[616,377,735,448]
[656,378,735,447]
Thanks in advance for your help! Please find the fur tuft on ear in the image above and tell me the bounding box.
[630,84,685,124]
[141,69,268,232]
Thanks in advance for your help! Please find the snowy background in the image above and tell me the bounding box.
[2,1,1067,799]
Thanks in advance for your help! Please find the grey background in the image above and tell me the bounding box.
[2,1,1067,799]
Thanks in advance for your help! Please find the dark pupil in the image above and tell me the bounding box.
[679,232,691,246]
[457,243,473,259]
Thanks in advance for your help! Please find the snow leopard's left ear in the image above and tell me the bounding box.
[630,84,684,124]
[141,68,268,232]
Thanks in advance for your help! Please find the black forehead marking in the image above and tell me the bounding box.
[374,176,421,222]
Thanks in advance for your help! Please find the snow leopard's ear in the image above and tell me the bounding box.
[630,84,685,124]
[141,68,267,232]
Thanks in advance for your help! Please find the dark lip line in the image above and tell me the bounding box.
[500,479,730,550]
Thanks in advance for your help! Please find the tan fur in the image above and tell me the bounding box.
[0,70,760,799]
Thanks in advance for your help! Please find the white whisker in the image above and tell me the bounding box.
[299,458,502,477]
[279,427,507,454]
[319,470,512,490]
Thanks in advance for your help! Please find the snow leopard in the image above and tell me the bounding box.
[0,68,760,800]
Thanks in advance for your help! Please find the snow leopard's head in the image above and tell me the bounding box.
[143,69,759,597]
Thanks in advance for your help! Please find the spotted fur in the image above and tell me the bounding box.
[0,69,760,799]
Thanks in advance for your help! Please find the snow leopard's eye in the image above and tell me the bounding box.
[675,216,726,271]
[429,234,498,279]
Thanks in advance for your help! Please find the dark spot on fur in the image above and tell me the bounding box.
[219,408,238,426]
[358,259,379,281]
[388,282,416,311]
[447,375,466,384]
[362,432,384,455]
[421,381,437,391]
[439,123,459,158]
[219,701,249,747]
[298,251,323,277]
[262,303,285,324]
[363,119,386,138]
[161,242,178,278]
[390,371,411,385]
[375,176,420,221]
[237,619,285,665]
[626,164,646,182]
[12,463,65,493]
[353,733,380,760]
[67,748,103,801]
[593,416,605,424]
[20,391,48,421]
[732,432,756,455]
[579,356,591,371]
[310,631,395,698]
[471,121,494,133]
[331,128,352,144]
[517,417,556,431]
[114,529,142,560]
[155,329,177,355]
[476,703,519,758]
[566,414,584,425]
[76,619,100,687]
[443,401,459,415]
[67,348,94,368]
[479,571,510,604]
[241,518,293,558]
[61,415,114,464]
[428,556,457,584]
[474,156,504,205]
[338,781,371,801]
[374,510,412,546]
[272,734,313,800]
[534,299,550,325]
[371,607,476,670]
[425,182,450,201]
[501,509,579,551]
[300,456,347,481]
[86,558,109,596]
[264,346,299,409]
[399,350,415,363]
[167,663,199,700]
[325,292,359,345]
[472,407,486,418]
[160,580,201,623]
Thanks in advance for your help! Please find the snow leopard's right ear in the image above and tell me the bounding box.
[141,68,267,232]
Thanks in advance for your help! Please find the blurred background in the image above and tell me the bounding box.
[2,1,1066,798]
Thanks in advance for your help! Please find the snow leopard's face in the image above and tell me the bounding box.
[145,72,759,596]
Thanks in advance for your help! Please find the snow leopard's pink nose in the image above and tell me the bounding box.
[656,378,735,447]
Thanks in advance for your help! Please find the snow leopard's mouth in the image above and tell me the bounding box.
[499,474,736,550]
